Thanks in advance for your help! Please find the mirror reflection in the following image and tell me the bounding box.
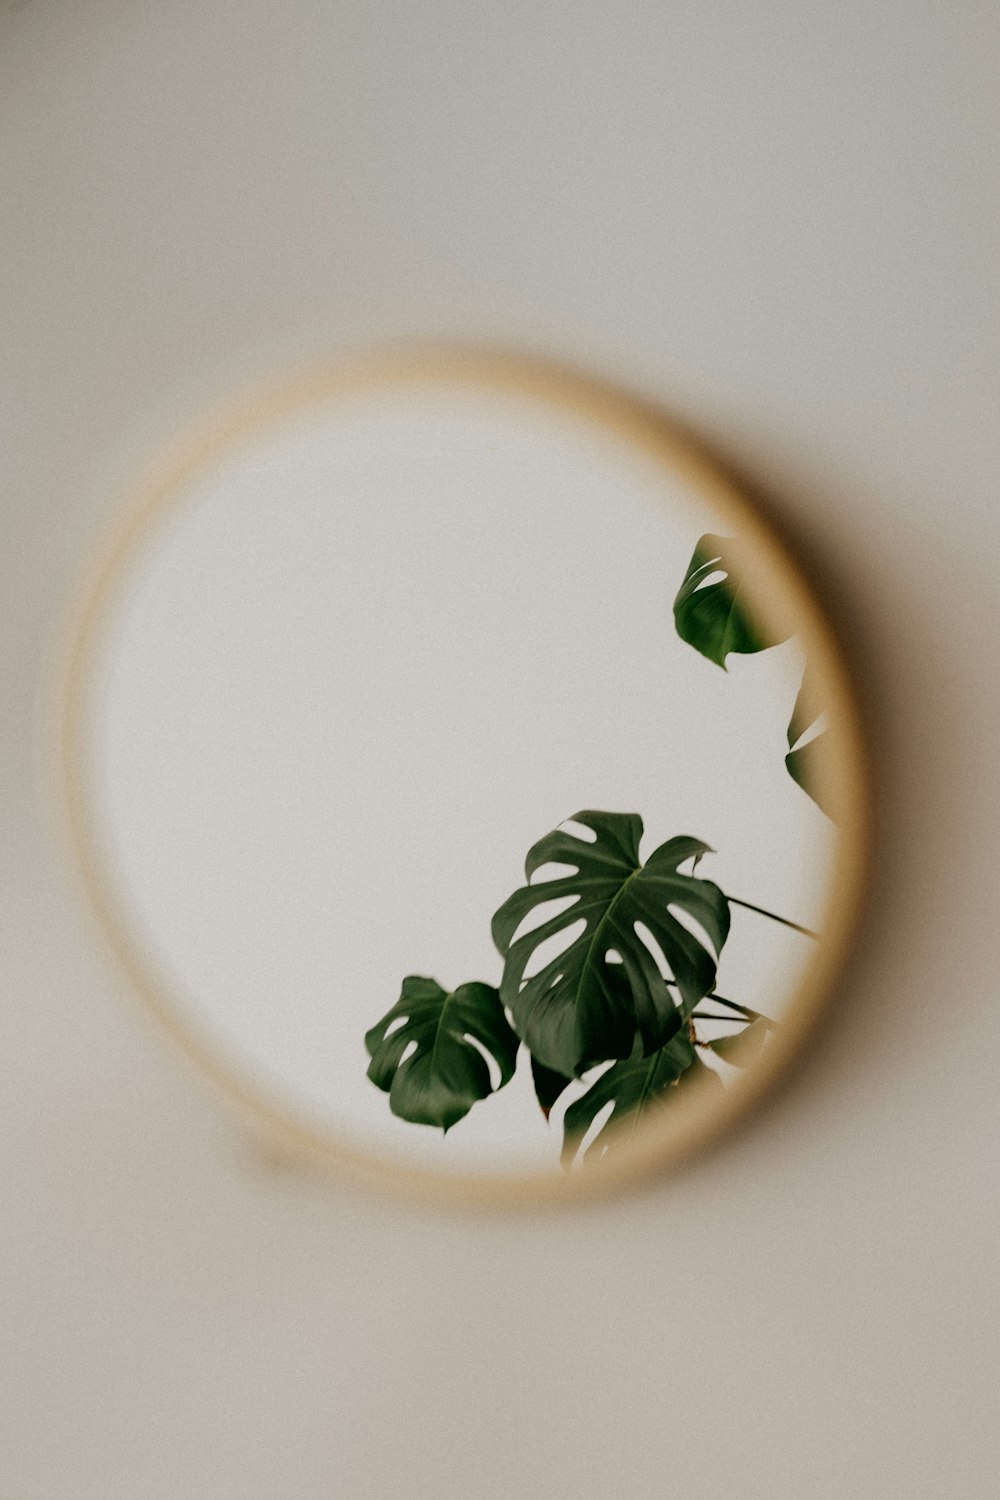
[65,356,863,1188]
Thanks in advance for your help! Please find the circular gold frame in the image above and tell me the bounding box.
[58,346,870,1208]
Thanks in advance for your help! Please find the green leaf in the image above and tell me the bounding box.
[562,1037,722,1165]
[365,976,519,1132]
[491,811,730,1078]
[785,668,833,816]
[530,1054,573,1119]
[674,534,790,668]
[706,1014,773,1066]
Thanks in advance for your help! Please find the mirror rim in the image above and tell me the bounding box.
[57,344,870,1207]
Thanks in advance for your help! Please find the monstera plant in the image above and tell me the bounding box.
[363,531,823,1166]
[364,810,813,1165]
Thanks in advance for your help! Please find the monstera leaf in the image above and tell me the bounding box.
[529,963,639,1116]
[491,811,730,1079]
[674,534,789,667]
[562,1034,723,1165]
[705,1014,773,1066]
[785,668,833,816]
[530,1055,572,1120]
[365,976,519,1132]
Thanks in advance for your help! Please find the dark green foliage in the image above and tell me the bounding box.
[360,527,825,1162]
[491,811,729,1078]
[562,1035,723,1165]
[365,976,519,1132]
[530,1054,572,1119]
[673,534,788,667]
[674,534,832,815]
[785,669,832,817]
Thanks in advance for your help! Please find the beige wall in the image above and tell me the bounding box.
[1,2,997,1496]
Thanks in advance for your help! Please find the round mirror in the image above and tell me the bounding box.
[62,349,867,1203]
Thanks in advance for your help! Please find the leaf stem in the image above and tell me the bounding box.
[665,980,759,1019]
[726,895,819,940]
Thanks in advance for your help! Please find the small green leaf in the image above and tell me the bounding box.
[530,1055,572,1119]
[674,534,789,668]
[562,1039,723,1165]
[492,811,730,1079]
[365,977,519,1132]
[785,668,834,817]
[706,1014,773,1066]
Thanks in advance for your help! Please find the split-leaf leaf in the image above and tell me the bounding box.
[673,534,789,668]
[562,1036,723,1165]
[365,976,518,1132]
[492,811,729,1079]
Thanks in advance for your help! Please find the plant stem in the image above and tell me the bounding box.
[726,895,819,940]
[665,980,758,1019]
